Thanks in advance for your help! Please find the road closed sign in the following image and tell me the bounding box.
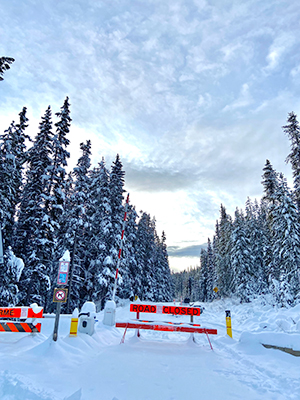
[53,288,68,303]
[130,303,202,316]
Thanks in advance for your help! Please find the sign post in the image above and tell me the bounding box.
[52,259,69,342]
[52,288,68,341]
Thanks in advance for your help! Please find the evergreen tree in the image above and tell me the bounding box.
[100,154,125,301]
[206,238,214,301]
[14,106,53,306]
[251,199,269,295]
[261,160,278,206]
[118,204,138,301]
[153,231,173,302]
[0,107,29,247]
[46,97,71,240]
[215,205,233,297]
[88,159,112,308]
[0,121,18,245]
[199,248,208,301]
[283,112,300,210]
[63,140,92,311]
[0,247,24,306]
[231,208,254,302]
[272,173,300,306]
[135,212,156,301]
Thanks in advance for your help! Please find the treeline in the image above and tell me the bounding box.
[173,112,300,307]
[0,98,173,311]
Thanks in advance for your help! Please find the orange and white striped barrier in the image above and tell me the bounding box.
[0,306,43,333]
[0,321,41,333]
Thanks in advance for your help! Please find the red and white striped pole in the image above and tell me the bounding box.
[112,193,130,302]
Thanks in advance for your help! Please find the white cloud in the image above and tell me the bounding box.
[1,0,300,271]
[264,33,296,72]
[222,83,253,112]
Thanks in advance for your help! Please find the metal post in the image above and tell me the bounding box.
[53,302,62,341]
[112,194,130,302]
[66,235,77,314]
[225,310,233,338]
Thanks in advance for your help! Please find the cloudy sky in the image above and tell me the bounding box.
[1,0,300,271]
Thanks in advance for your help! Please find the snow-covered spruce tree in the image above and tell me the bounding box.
[14,106,53,306]
[215,205,233,297]
[152,231,173,302]
[191,267,201,302]
[251,199,269,295]
[212,222,221,297]
[243,198,267,297]
[98,154,125,302]
[85,159,112,309]
[43,98,71,311]
[0,107,29,247]
[135,212,157,301]
[0,121,18,245]
[231,208,254,302]
[62,140,92,311]
[261,160,278,207]
[46,97,71,246]
[0,247,24,306]
[172,270,186,301]
[118,204,139,301]
[283,112,300,210]
[199,240,214,302]
[261,160,281,289]
[206,238,215,301]
[271,173,300,306]
[199,248,208,302]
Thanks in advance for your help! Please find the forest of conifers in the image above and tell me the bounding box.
[0,98,173,312]
[173,112,300,308]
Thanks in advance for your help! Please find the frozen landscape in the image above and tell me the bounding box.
[0,297,300,400]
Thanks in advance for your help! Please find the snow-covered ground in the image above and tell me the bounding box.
[1,296,300,400]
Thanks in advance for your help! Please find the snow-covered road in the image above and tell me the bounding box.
[0,297,300,399]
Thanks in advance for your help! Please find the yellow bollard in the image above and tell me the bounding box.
[69,308,79,337]
[225,310,232,338]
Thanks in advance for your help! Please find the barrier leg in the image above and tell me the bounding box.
[136,311,140,337]
[205,330,213,350]
[120,324,128,344]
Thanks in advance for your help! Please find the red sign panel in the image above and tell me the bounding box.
[0,307,43,319]
[130,304,201,316]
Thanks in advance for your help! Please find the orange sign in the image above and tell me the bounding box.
[130,304,156,313]
[130,304,201,316]
[0,307,43,319]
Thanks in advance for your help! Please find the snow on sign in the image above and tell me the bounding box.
[53,288,68,303]
[57,261,70,285]
[130,304,202,316]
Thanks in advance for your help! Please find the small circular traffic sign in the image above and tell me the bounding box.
[55,290,66,301]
